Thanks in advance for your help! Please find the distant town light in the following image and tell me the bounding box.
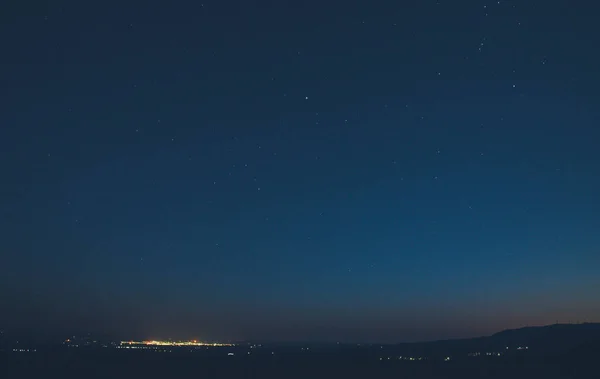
[120,340,234,347]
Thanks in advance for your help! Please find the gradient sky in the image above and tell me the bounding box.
[1,0,599,343]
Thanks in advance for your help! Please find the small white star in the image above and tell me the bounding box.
[305,96,308,100]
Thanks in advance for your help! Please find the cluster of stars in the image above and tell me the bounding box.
[38,1,558,272]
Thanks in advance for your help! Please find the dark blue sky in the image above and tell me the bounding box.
[1,0,599,343]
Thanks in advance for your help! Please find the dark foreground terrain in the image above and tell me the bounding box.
[1,323,599,378]
[1,348,596,379]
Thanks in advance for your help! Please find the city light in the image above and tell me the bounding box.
[120,340,234,347]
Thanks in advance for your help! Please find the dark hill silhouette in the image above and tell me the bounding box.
[489,323,600,353]
[561,338,600,362]
[387,323,600,358]
[552,337,600,376]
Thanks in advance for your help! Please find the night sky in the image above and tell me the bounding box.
[1,0,599,343]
